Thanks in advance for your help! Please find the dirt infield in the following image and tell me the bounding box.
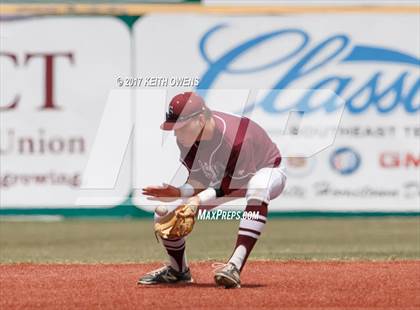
[1,261,419,310]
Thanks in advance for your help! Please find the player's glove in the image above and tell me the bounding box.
[154,202,198,240]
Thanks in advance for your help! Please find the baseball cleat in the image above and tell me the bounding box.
[137,265,193,285]
[213,263,241,289]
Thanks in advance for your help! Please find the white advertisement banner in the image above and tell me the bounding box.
[204,1,418,6]
[133,14,420,212]
[1,14,418,213]
[0,17,131,207]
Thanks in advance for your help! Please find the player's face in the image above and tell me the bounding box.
[174,115,205,147]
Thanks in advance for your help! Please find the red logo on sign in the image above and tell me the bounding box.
[379,152,420,168]
[0,52,74,111]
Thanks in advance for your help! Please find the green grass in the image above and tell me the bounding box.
[0,217,419,263]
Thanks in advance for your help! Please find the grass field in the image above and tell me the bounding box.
[1,217,419,263]
[1,217,419,309]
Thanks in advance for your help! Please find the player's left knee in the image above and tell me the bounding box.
[246,167,286,204]
[246,175,270,204]
[246,190,270,205]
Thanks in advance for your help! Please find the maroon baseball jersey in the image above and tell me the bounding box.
[178,111,281,195]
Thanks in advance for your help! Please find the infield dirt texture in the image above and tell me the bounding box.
[1,217,419,309]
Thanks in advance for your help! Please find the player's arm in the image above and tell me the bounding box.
[142,183,180,200]
[142,178,205,201]
[181,178,206,196]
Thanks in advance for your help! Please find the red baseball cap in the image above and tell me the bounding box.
[160,92,207,131]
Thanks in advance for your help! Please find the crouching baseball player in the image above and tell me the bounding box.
[138,92,286,288]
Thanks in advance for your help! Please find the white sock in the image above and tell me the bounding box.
[228,245,247,270]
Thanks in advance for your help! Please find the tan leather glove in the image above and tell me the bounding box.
[154,203,198,240]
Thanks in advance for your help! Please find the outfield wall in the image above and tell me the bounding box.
[1,7,419,216]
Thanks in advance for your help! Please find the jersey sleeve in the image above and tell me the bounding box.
[179,155,210,191]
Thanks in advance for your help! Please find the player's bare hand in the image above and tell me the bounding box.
[142,183,180,201]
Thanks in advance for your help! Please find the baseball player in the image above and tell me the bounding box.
[138,92,286,288]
